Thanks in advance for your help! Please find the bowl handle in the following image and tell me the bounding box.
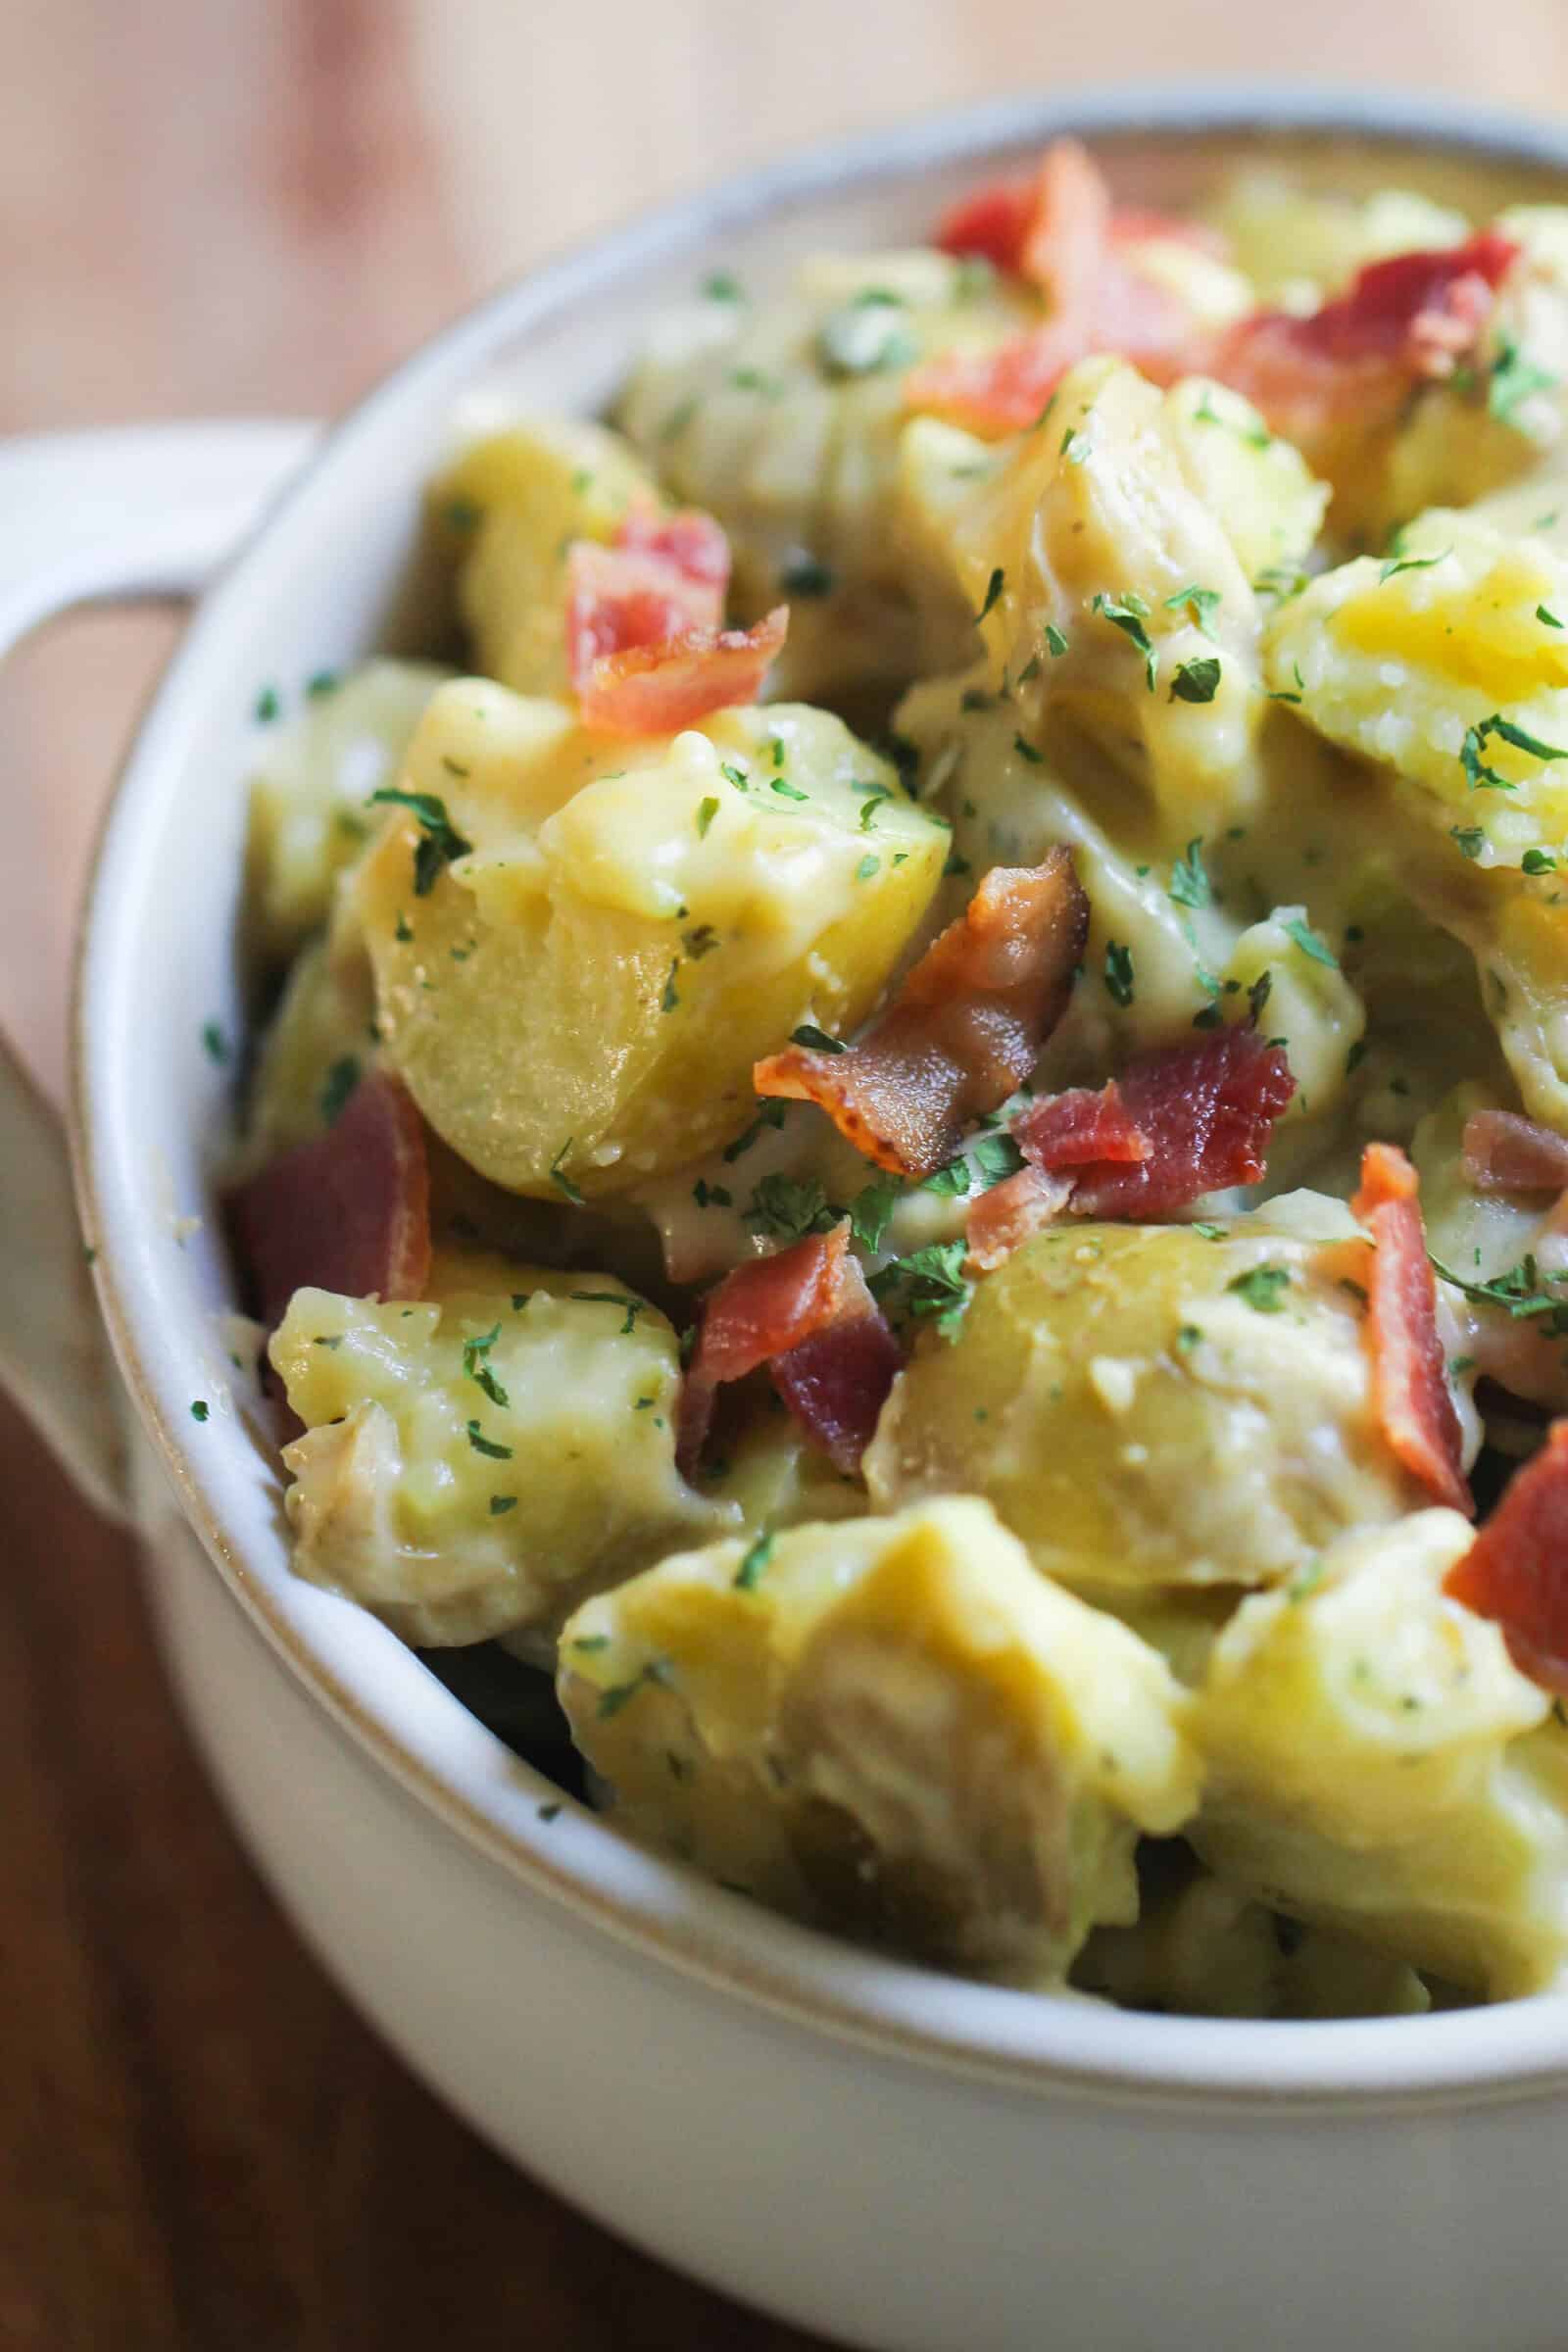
[0,419,320,1522]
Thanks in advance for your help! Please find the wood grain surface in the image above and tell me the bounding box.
[4,6,1567,2345]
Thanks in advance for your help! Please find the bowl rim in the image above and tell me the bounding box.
[73,77,1568,2112]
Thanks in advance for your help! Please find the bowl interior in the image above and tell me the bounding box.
[76,86,1568,2106]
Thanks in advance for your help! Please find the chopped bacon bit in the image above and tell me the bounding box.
[1446,1421,1568,1693]
[910,140,1199,435]
[965,1164,1074,1273]
[1200,232,1518,463]
[225,1071,431,1335]
[1352,1141,1473,1517]
[676,1223,900,1477]
[577,607,789,736]
[754,849,1089,1179]
[1462,1108,1568,1195]
[935,172,1039,271]
[1108,209,1229,261]
[613,503,731,593]
[1013,1026,1295,1223]
[565,542,724,680]
[1013,1078,1150,1170]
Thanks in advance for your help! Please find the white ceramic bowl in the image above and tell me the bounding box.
[7,84,1568,2352]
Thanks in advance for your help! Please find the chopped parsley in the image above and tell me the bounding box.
[868,1238,972,1341]
[857,854,880,881]
[790,1023,847,1054]
[733,1530,775,1591]
[692,1178,733,1209]
[253,685,280,723]
[1164,583,1221,638]
[306,668,339,698]
[549,1139,585,1204]
[1540,605,1564,630]
[1045,622,1070,658]
[972,1131,1026,1186]
[1524,847,1558,874]
[1169,656,1222,705]
[662,959,681,1013]
[1429,1250,1568,1332]
[976,567,1005,624]
[858,787,892,830]
[1168,838,1210,910]
[1103,940,1136,1006]
[1461,713,1568,794]
[720,760,750,792]
[1059,427,1092,466]
[1450,825,1487,860]
[745,1173,840,1244]
[1176,1324,1202,1353]
[849,1173,904,1252]
[394,910,414,942]
[490,1494,518,1516]
[660,395,699,443]
[703,270,745,302]
[1284,917,1338,968]
[190,1399,210,1423]
[463,1322,510,1408]
[1091,591,1157,691]
[722,1102,787,1162]
[368,787,472,895]
[769,775,808,803]
[1012,732,1045,765]
[466,1421,514,1460]
[1488,335,1558,429]
[780,555,835,597]
[570,1291,645,1337]
[201,1020,228,1065]
[319,1054,362,1126]
[1227,1263,1293,1313]
[1379,545,1450,583]
[923,1160,971,1198]
[816,297,918,377]
[696,796,720,838]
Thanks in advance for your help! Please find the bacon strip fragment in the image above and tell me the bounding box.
[1200,231,1518,465]
[935,145,1228,280]
[1446,1421,1568,1693]
[676,1223,901,1477]
[565,542,724,679]
[1462,1108,1568,1195]
[910,141,1200,435]
[1014,1026,1295,1223]
[1352,1141,1472,1517]
[754,848,1089,1180]
[965,1164,1074,1274]
[225,1070,431,1334]
[577,607,789,736]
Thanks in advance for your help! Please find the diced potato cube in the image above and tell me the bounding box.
[865,1221,1423,1592]
[270,1250,729,1644]
[559,1495,1200,1984]
[351,679,948,1196]
[244,660,450,961]
[1190,1509,1568,1998]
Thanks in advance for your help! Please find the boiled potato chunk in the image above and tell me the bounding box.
[270,1250,728,1645]
[617,250,1034,708]
[244,660,450,961]
[558,1495,1200,1984]
[865,1222,1421,1591]
[1190,1510,1568,1998]
[1265,514,1568,866]
[1209,172,1468,307]
[433,416,656,696]
[353,679,948,1196]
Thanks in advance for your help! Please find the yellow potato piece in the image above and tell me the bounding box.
[244,659,450,962]
[270,1253,729,1645]
[433,416,656,697]
[865,1221,1420,1591]
[1190,1510,1568,1998]
[352,678,948,1196]
[559,1495,1199,1985]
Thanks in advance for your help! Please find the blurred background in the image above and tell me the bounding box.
[5,3,1568,2344]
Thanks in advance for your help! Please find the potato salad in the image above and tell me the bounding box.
[227,141,1568,2020]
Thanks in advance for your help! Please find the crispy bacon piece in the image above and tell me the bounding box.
[754,849,1089,1179]
[613,504,731,593]
[1014,1078,1150,1170]
[676,1223,901,1477]
[1353,1142,1472,1517]
[225,1070,431,1334]
[934,146,1227,278]
[910,141,1198,435]
[565,541,724,678]
[1446,1421,1568,1692]
[1012,1026,1295,1222]
[1201,232,1519,463]
[577,607,789,736]
[1462,1108,1568,1195]
[965,1164,1074,1273]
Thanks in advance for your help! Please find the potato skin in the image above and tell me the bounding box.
[865,1221,1420,1591]
[353,680,949,1196]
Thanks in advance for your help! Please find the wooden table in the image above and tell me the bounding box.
[6,6,1568,2344]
